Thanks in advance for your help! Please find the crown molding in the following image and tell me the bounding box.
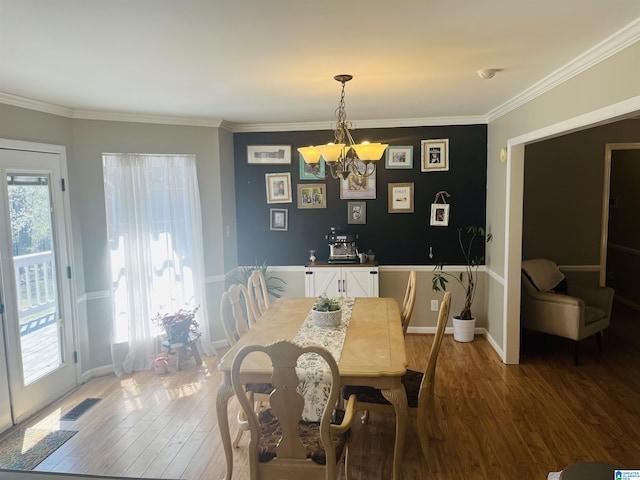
[72,109,224,128]
[487,17,640,122]
[230,115,488,133]
[0,91,73,117]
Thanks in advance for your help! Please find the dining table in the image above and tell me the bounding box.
[215,296,408,480]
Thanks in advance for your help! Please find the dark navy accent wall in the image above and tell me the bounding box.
[234,124,487,266]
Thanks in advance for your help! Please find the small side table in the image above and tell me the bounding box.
[163,337,202,371]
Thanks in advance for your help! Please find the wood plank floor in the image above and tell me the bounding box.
[5,301,640,479]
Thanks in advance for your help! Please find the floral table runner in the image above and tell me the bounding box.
[293,297,355,422]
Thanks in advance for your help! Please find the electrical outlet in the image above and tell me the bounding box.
[431,299,439,311]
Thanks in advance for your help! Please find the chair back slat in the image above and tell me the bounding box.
[401,271,417,335]
[247,269,271,320]
[418,291,450,407]
[220,284,253,346]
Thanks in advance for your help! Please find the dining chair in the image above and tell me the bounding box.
[400,270,417,335]
[219,283,271,448]
[231,339,357,480]
[343,291,451,461]
[220,283,254,345]
[247,269,271,321]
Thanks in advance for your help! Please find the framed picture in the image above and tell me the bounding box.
[299,153,326,180]
[388,182,414,213]
[421,139,449,172]
[270,208,288,231]
[385,146,413,169]
[430,203,450,226]
[297,183,326,209]
[247,145,292,165]
[347,201,366,225]
[340,162,376,199]
[265,172,292,204]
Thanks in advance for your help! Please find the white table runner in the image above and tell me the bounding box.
[293,297,355,422]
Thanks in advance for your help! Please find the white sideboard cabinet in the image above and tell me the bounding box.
[304,262,379,298]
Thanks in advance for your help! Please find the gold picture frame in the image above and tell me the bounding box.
[388,182,414,213]
[297,183,326,209]
[421,139,449,172]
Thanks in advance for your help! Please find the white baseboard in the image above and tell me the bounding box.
[406,326,505,361]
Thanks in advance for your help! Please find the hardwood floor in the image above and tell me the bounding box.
[5,301,640,479]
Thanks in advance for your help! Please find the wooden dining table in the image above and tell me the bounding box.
[216,296,408,480]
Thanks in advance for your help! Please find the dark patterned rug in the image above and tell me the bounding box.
[60,397,101,421]
[0,428,77,470]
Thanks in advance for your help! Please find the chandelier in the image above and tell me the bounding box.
[298,74,388,180]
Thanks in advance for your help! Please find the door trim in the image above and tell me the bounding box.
[0,137,79,428]
[600,143,640,285]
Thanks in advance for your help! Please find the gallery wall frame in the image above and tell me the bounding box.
[388,182,414,213]
[299,154,325,180]
[385,146,413,169]
[421,139,449,172]
[340,162,376,199]
[347,201,366,224]
[270,208,288,231]
[297,183,327,209]
[430,203,450,226]
[248,145,292,165]
[265,172,292,203]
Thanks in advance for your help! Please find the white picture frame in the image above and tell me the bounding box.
[430,203,450,226]
[247,145,292,165]
[265,172,292,204]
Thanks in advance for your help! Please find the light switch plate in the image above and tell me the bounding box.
[431,299,439,311]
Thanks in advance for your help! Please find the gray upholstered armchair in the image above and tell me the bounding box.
[520,258,614,365]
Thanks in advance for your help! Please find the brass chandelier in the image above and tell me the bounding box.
[298,74,388,180]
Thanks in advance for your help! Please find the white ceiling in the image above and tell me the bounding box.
[2,1,640,129]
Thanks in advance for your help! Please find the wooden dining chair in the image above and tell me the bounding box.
[220,283,254,345]
[231,340,357,480]
[219,283,271,447]
[343,291,451,461]
[247,269,271,321]
[400,270,417,335]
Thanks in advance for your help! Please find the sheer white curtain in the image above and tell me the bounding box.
[103,153,214,375]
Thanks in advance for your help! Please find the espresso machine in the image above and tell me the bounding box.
[326,227,359,263]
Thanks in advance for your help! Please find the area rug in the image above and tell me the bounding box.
[60,397,101,421]
[0,428,77,470]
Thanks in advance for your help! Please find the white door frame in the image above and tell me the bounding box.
[600,143,640,286]
[502,95,640,364]
[0,138,79,429]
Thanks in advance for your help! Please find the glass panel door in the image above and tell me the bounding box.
[0,147,76,427]
[9,174,63,385]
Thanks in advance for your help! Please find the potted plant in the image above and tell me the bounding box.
[237,260,287,299]
[152,305,202,345]
[432,226,492,342]
[311,294,342,328]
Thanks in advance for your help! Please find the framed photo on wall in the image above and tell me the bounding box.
[340,162,376,199]
[299,154,325,180]
[385,146,413,169]
[270,208,288,231]
[430,203,450,226]
[265,172,292,203]
[347,201,366,224]
[421,139,449,172]
[297,183,326,209]
[247,145,292,165]
[388,182,414,213]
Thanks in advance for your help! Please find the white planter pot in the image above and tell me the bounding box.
[452,317,476,342]
[311,308,342,328]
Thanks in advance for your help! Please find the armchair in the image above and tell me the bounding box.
[520,258,614,365]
